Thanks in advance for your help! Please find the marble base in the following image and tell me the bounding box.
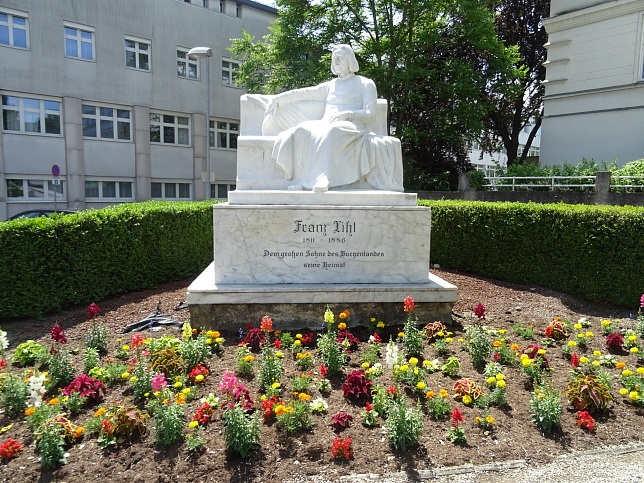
[228,189,417,206]
[187,262,458,330]
[213,203,431,284]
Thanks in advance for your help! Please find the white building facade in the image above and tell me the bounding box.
[540,0,644,167]
[0,0,276,220]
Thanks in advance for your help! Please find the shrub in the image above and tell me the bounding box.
[11,340,45,367]
[0,373,29,416]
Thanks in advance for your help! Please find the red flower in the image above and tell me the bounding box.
[87,303,100,318]
[606,333,624,350]
[330,436,353,460]
[0,438,23,460]
[473,303,486,320]
[451,407,465,427]
[575,411,595,431]
[386,385,398,398]
[571,353,580,369]
[320,364,328,376]
[50,324,67,344]
[403,296,415,312]
[131,333,145,349]
[260,316,273,333]
[272,338,282,349]
[365,402,373,412]
[371,333,382,344]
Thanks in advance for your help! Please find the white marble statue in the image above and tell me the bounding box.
[255,44,403,192]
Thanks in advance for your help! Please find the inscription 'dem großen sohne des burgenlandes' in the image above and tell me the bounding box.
[262,220,385,269]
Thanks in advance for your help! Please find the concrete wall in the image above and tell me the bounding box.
[0,0,276,220]
[541,0,644,167]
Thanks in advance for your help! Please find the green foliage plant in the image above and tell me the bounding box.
[11,340,45,367]
[180,334,212,370]
[402,318,424,359]
[290,372,314,393]
[130,359,153,402]
[258,346,284,392]
[235,344,255,376]
[0,373,29,416]
[47,350,75,391]
[151,397,184,446]
[86,322,109,354]
[441,356,460,377]
[149,347,185,378]
[317,309,347,376]
[34,418,66,468]
[564,372,613,413]
[223,405,260,458]
[385,396,424,452]
[530,385,562,432]
[424,392,452,420]
[83,347,100,374]
[275,400,313,433]
[464,325,492,370]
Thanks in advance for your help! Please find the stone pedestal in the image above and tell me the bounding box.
[187,190,457,331]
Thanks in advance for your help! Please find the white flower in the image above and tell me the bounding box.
[385,341,399,370]
[0,329,8,351]
[28,373,47,406]
[309,398,328,413]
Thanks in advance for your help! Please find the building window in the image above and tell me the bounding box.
[177,48,198,79]
[221,59,240,86]
[151,181,191,200]
[209,119,238,149]
[82,104,131,141]
[125,37,150,71]
[220,1,225,13]
[85,180,134,200]
[211,183,235,199]
[150,112,190,145]
[236,3,242,17]
[64,23,95,61]
[6,178,65,200]
[0,8,28,49]
[1,95,61,135]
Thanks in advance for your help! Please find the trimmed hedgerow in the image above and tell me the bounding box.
[423,200,644,308]
[0,201,218,319]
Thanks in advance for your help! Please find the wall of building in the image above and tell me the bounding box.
[0,0,276,220]
[541,0,644,167]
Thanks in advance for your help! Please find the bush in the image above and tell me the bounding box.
[425,200,644,307]
[0,201,218,319]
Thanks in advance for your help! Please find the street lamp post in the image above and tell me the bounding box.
[188,46,213,200]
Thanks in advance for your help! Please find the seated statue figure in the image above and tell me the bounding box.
[249,44,403,192]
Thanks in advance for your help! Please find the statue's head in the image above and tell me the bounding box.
[331,44,359,75]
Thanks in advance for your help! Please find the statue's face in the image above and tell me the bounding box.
[332,51,350,77]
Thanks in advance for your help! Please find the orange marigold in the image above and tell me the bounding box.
[24,407,36,416]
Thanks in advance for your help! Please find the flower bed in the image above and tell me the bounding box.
[0,283,643,482]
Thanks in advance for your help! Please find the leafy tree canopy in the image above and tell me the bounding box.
[230,0,522,190]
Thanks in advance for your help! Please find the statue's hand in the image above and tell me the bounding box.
[328,110,353,123]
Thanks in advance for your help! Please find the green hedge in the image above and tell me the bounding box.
[422,200,644,308]
[0,201,217,319]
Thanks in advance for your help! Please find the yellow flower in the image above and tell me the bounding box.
[121,345,130,351]
[567,341,577,348]
[416,381,426,390]
[338,323,347,330]
[376,321,385,328]
[422,360,431,367]
[272,382,281,389]
[195,374,205,382]
[121,372,131,379]
[629,391,640,401]
[75,427,85,437]
[215,338,223,343]
[458,338,464,343]
[295,334,303,339]
[601,320,612,326]
[521,358,533,367]
[537,349,546,355]
[189,421,199,429]
[486,416,494,424]
[399,365,409,372]
[493,341,502,347]
[182,388,190,394]
[154,391,161,397]
[622,370,633,376]
[577,333,585,339]
[129,376,138,383]
[486,376,496,385]
[298,393,311,401]
[637,367,644,375]
[205,338,213,345]
[398,332,405,338]
[499,329,507,334]
[579,356,589,364]
[628,335,637,342]
[408,357,419,366]
[496,374,505,381]
[361,362,370,368]
[370,318,376,322]
[585,332,594,338]
[475,416,481,424]
[630,347,639,353]
[425,391,435,398]
[592,361,601,367]
[260,395,267,402]
[446,338,453,343]
[519,354,528,360]
[275,351,284,358]
[174,381,183,388]
[294,340,302,346]
[574,323,582,330]
[593,351,601,357]
[620,388,629,396]
[94,407,106,418]
[496,380,506,388]
[439,389,449,398]
[511,344,520,351]
[176,393,186,405]
[462,395,472,405]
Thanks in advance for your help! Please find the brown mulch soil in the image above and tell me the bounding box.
[0,268,642,482]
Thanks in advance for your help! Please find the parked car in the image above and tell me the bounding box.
[7,210,75,220]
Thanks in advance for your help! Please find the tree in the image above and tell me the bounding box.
[230,0,521,189]
[481,0,550,167]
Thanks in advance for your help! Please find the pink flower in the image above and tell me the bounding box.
[640,293,644,308]
[403,296,415,312]
[218,370,238,393]
[473,303,486,320]
[151,373,167,392]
